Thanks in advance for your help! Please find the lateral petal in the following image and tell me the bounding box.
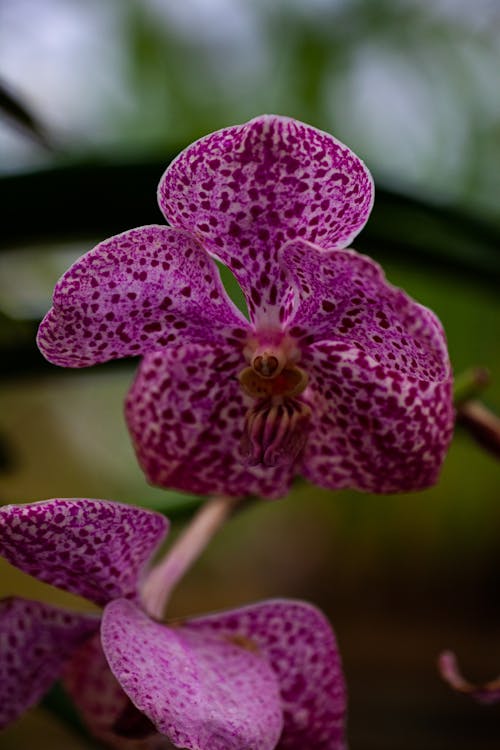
[37,225,248,367]
[282,239,451,385]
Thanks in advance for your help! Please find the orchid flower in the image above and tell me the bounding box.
[37,115,453,498]
[0,497,347,749]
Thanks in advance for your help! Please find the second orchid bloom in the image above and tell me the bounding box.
[0,498,346,750]
[37,115,454,498]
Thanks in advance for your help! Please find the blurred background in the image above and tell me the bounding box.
[0,0,499,748]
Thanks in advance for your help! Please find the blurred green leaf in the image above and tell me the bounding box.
[0,79,54,151]
[0,159,499,379]
[0,160,498,283]
[41,682,91,742]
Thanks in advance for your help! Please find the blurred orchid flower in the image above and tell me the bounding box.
[38,115,453,498]
[439,650,500,705]
[0,498,346,749]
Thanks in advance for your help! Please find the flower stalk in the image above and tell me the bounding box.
[457,399,500,460]
[453,366,490,406]
[141,495,241,620]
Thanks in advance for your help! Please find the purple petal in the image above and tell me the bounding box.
[0,499,168,606]
[158,115,373,327]
[101,599,283,750]
[186,599,347,750]
[64,634,168,749]
[37,225,248,367]
[0,597,98,729]
[300,342,454,492]
[282,240,451,384]
[126,344,294,499]
[438,650,500,705]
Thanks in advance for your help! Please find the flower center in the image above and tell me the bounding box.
[252,353,282,378]
[238,341,310,467]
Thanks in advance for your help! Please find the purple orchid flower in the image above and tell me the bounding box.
[0,498,347,749]
[37,115,453,499]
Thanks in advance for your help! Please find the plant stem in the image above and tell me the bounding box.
[141,495,241,620]
[457,400,500,460]
[453,366,490,406]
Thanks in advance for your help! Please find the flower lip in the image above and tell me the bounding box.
[241,397,312,467]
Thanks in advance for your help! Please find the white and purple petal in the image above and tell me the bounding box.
[0,597,98,729]
[64,634,170,749]
[37,225,248,367]
[300,342,454,493]
[439,651,500,705]
[158,115,374,327]
[186,599,347,750]
[0,499,168,606]
[101,599,283,750]
[282,239,451,383]
[126,344,294,499]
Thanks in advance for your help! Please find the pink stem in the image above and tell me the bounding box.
[141,495,240,620]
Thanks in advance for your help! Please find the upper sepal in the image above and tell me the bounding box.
[158,115,374,327]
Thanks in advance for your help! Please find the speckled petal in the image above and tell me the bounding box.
[126,344,294,499]
[0,499,168,606]
[186,599,346,750]
[101,599,283,750]
[158,115,374,326]
[300,342,454,493]
[438,651,500,705]
[282,240,451,382]
[37,225,248,367]
[0,597,98,729]
[64,634,169,750]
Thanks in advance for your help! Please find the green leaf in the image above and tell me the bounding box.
[0,79,54,151]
